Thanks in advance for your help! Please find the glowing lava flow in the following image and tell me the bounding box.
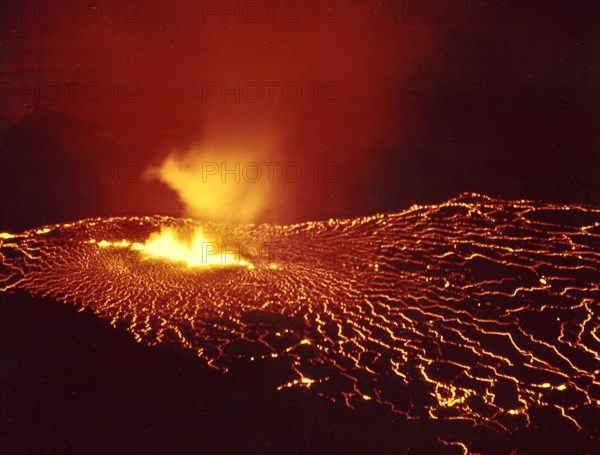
[1,193,599,452]
[139,226,253,268]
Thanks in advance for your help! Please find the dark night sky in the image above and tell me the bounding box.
[1,0,599,230]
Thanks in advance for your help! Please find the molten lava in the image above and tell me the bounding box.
[1,193,599,452]
[139,226,252,269]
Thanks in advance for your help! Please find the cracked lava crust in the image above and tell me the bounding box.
[1,193,599,452]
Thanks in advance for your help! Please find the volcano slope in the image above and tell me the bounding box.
[1,193,599,453]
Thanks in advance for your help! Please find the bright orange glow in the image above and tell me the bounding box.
[3,193,600,452]
[277,376,317,390]
[140,226,252,268]
[154,146,273,223]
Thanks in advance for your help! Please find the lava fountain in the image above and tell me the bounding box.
[139,226,253,269]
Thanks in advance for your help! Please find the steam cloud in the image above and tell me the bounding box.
[149,2,440,223]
